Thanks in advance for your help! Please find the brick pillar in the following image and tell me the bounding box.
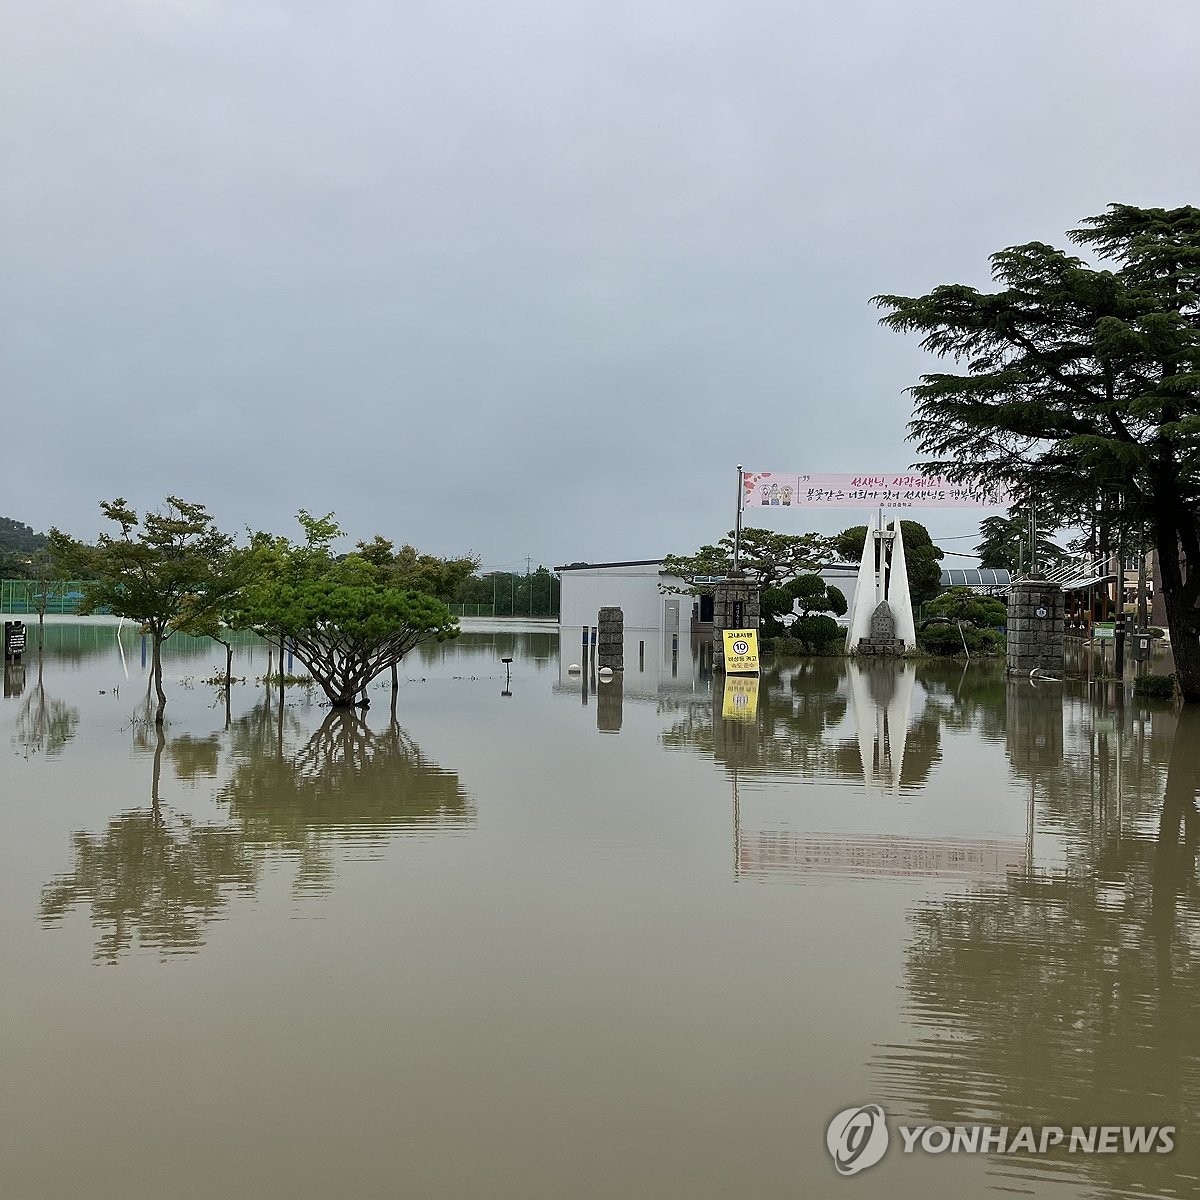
[597,606,624,670]
[713,579,760,672]
[1006,577,1065,675]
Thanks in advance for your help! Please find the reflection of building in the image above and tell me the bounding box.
[553,630,713,713]
[738,832,1025,882]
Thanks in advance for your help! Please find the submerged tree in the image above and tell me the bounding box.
[876,204,1200,698]
[51,498,237,725]
[233,512,460,709]
[355,536,479,600]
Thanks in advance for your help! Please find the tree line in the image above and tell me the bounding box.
[42,499,497,724]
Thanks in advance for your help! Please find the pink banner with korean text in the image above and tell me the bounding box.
[742,472,1014,509]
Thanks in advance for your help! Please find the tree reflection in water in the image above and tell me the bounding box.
[874,705,1200,1197]
[218,703,473,893]
[41,703,471,962]
[40,729,256,964]
[14,659,80,758]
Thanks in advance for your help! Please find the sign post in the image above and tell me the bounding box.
[721,628,760,674]
[3,621,25,664]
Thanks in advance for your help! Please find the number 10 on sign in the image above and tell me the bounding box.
[722,629,760,674]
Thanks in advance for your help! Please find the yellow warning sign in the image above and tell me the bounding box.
[722,628,760,674]
[722,674,759,721]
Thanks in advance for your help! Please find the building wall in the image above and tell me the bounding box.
[558,564,689,632]
[818,565,858,621]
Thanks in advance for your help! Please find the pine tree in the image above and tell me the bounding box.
[876,205,1200,698]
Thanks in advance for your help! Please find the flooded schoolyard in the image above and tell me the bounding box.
[1,619,1197,1198]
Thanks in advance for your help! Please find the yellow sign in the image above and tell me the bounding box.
[722,674,759,721]
[722,628,760,674]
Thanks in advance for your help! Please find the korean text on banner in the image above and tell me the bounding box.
[722,628,760,674]
[742,471,1013,509]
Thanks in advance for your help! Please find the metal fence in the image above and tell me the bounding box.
[447,603,497,618]
[1,580,97,615]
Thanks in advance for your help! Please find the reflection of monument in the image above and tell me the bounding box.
[846,511,917,654]
[708,660,1023,883]
[848,661,917,793]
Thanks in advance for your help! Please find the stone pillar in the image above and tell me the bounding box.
[712,578,760,672]
[597,606,624,670]
[1006,578,1065,675]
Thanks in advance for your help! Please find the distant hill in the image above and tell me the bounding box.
[0,516,47,555]
[1,517,48,574]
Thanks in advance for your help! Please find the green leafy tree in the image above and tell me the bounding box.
[875,204,1200,698]
[925,586,1008,627]
[663,528,832,593]
[16,545,72,651]
[976,511,1069,574]
[232,512,460,709]
[456,568,560,617]
[833,520,945,603]
[355,537,479,601]
[50,498,236,725]
[761,574,847,642]
[919,587,1008,656]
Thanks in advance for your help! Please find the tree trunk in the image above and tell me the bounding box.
[152,633,167,725]
[1155,521,1200,702]
[218,641,232,729]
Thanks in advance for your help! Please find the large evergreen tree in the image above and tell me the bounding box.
[876,205,1200,698]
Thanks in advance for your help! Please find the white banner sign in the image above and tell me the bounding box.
[742,471,1013,509]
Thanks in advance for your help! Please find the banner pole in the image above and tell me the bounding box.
[733,464,744,573]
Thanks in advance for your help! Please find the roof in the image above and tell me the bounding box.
[554,559,666,572]
[939,567,1012,589]
[1059,572,1117,591]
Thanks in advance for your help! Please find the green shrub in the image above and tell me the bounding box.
[793,614,842,654]
[918,623,1004,657]
[1133,673,1176,699]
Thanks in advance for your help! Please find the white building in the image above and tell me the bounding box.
[555,560,691,634]
[556,558,867,634]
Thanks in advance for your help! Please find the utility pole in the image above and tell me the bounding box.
[733,464,744,573]
[524,556,533,617]
[1137,538,1149,631]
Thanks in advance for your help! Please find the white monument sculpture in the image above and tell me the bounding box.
[845,511,918,654]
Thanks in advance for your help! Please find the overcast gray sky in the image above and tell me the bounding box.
[3,0,1197,570]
